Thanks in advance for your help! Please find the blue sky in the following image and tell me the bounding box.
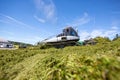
[0,0,120,44]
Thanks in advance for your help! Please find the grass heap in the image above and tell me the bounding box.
[0,38,120,80]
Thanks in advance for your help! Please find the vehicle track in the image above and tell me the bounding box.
[11,53,48,80]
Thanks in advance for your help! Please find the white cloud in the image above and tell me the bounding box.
[0,30,14,36]
[68,12,90,27]
[0,13,55,44]
[34,0,57,23]
[90,30,103,37]
[111,26,118,30]
[0,13,34,29]
[79,26,119,41]
[0,20,10,24]
[20,36,44,44]
[79,31,90,40]
[5,35,43,44]
[34,15,45,23]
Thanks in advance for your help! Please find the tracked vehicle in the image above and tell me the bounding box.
[41,27,79,48]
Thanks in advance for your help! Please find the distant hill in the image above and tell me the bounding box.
[9,41,33,46]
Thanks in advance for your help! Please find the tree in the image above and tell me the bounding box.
[113,34,120,41]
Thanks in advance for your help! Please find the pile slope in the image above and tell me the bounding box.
[0,38,120,80]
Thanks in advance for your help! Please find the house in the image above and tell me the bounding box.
[0,38,13,48]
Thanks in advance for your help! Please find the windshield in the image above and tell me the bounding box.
[57,27,78,37]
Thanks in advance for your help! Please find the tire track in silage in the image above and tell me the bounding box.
[12,53,48,80]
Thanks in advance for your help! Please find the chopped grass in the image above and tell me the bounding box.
[0,38,120,80]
